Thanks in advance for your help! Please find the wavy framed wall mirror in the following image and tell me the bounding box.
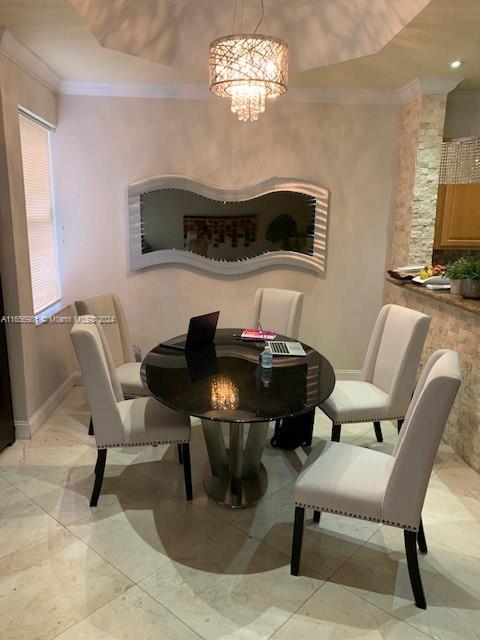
[128,176,329,275]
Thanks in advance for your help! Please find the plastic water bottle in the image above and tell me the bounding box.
[260,344,273,369]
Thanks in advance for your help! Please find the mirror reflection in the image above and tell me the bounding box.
[140,189,316,260]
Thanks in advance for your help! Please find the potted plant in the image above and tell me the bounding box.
[445,258,468,295]
[447,257,480,299]
[266,214,308,252]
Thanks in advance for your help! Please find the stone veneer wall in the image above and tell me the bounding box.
[386,89,480,472]
[388,93,447,267]
[409,94,447,263]
[388,95,422,266]
[386,283,480,472]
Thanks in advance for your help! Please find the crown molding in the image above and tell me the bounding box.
[60,81,213,100]
[398,77,462,103]
[60,80,403,104]
[60,76,465,105]
[280,87,401,104]
[0,28,59,92]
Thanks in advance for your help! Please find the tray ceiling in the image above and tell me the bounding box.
[0,0,479,90]
[69,0,430,71]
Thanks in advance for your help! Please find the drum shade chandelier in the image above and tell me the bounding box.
[209,0,288,122]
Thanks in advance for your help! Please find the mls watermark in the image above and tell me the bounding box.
[0,315,116,325]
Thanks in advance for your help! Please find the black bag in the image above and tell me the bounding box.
[270,409,315,450]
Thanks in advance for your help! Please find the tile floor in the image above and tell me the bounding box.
[1,386,479,640]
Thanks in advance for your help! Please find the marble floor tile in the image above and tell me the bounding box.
[231,483,379,579]
[422,483,480,525]
[0,476,31,510]
[54,585,203,639]
[1,386,479,640]
[330,525,480,640]
[67,492,231,582]
[0,529,132,640]
[53,385,90,413]
[16,456,174,525]
[433,455,480,500]
[0,497,63,558]
[139,524,323,640]
[28,412,94,448]
[420,485,480,559]
[271,581,431,640]
[0,441,96,486]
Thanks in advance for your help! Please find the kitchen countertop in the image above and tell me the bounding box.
[386,277,480,317]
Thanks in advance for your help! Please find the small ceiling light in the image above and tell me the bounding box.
[450,60,462,69]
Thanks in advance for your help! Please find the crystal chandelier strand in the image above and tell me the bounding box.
[230,83,266,121]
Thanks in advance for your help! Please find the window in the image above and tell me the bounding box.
[18,112,61,317]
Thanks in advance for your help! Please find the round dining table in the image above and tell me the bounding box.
[141,329,335,508]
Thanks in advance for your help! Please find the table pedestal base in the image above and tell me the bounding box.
[203,462,267,508]
[201,419,270,509]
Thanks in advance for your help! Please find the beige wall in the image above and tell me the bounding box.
[53,95,400,370]
[0,52,76,426]
[444,94,480,138]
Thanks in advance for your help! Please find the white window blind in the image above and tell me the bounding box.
[19,112,61,315]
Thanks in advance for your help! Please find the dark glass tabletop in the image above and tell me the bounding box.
[141,329,335,423]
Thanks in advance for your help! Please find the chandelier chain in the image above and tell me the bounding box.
[254,0,265,34]
[232,0,238,33]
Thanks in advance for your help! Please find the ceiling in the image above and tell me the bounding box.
[0,0,479,90]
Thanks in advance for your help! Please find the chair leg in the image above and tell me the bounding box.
[291,506,305,576]
[88,417,94,436]
[331,423,341,442]
[397,418,404,434]
[373,420,383,442]
[417,518,428,554]
[90,449,107,507]
[181,443,193,501]
[313,510,321,523]
[404,529,427,609]
[177,443,184,464]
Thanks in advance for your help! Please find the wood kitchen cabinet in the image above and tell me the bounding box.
[434,183,480,249]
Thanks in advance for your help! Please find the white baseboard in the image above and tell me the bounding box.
[13,420,33,440]
[14,372,77,439]
[71,370,83,386]
[335,369,361,381]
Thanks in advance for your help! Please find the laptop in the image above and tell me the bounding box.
[161,311,220,351]
[265,340,306,357]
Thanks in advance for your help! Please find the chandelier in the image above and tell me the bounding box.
[209,1,288,122]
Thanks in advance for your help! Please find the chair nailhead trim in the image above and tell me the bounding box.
[97,439,189,449]
[332,415,405,425]
[294,501,418,531]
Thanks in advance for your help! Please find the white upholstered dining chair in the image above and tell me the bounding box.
[252,288,303,338]
[75,294,147,434]
[291,349,461,609]
[252,287,305,445]
[320,304,431,443]
[71,317,192,507]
